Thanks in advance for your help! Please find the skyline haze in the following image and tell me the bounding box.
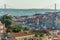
[0,0,60,9]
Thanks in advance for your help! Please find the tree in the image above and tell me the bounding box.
[1,14,12,28]
[34,31,44,37]
[34,30,50,37]
[7,25,14,33]
[12,25,23,32]
[23,27,29,31]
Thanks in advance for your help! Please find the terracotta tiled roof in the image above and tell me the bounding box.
[6,38,16,40]
[0,23,3,26]
[53,34,59,38]
[12,32,34,37]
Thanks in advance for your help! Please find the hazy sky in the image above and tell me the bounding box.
[0,0,60,9]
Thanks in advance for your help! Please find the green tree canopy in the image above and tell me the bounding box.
[1,14,12,28]
[12,25,23,32]
[34,30,50,37]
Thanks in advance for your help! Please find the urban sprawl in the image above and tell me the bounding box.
[0,9,60,40]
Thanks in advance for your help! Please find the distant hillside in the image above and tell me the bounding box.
[0,9,55,11]
[0,9,59,16]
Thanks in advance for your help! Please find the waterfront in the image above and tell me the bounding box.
[0,9,58,16]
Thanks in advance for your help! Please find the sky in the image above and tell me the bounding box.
[0,0,60,9]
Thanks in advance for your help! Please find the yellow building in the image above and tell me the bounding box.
[33,34,50,40]
[42,36,50,40]
[41,34,50,40]
[33,36,42,40]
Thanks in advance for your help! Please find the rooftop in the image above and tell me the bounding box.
[12,32,34,37]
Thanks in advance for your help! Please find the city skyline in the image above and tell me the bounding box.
[0,0,60,9]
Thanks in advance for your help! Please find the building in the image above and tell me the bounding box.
[42,34,50,40]
[0,21,7,34]
[12,31,34,40]
[0,21,7,40]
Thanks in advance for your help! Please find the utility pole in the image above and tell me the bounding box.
[53,3,57,27]
[54,3,57,27]
[4,4,7,14]
[55,3,56,13]
[52,3,57,40]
